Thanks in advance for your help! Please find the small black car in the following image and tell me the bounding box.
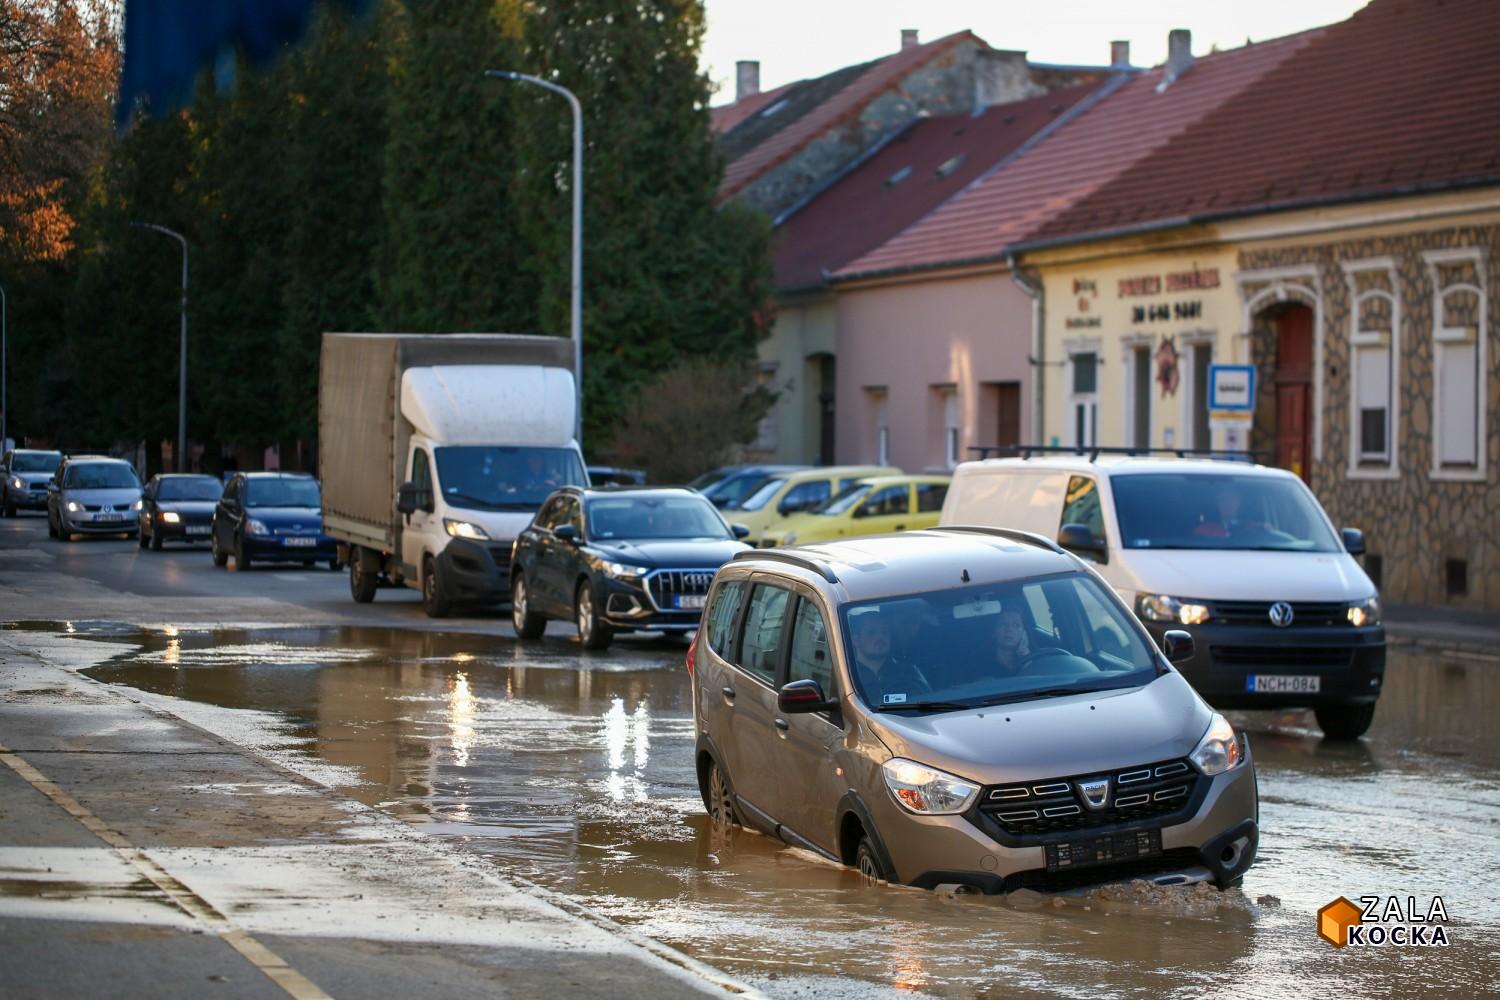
[510,487,751,650]
[138,474,224,550]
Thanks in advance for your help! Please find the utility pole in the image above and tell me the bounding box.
[131,223,189,471]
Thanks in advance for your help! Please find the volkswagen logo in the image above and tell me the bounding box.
[1269,601,1295,628]
[1076,777,1111,811]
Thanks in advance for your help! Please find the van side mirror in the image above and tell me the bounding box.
[1058,523,1107,562]
[1161,629,1195,663]
[396,481,421,515]
[554,523,580,544]
[1341,527,1366,556]
[731,523,750,539]
[778,678,836,714]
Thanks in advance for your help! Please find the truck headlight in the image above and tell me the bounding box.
[245,518,270,536]
[1189,714,1244,776]
[443,518,490,541]
[1137,593,1211,626]
[1347,595,1381,627]
[881,758,980,815]
[602,559,647,581]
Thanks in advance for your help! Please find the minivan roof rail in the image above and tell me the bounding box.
[732,548,840,583]
[931,525,1065,555]
[967,444,1264,463]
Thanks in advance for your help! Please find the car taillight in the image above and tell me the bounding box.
[685,634,697,676]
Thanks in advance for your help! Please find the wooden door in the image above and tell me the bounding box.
[1273,305,1313,481]
[995,382,1021,456]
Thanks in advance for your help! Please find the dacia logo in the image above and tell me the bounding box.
[1268,601,1295,627]
[1076,777,1110,810]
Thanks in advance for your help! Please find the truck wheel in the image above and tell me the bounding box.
[349,549,377,603]
[422,555,451,618]
[575,580,613,651]
[1314,702,1376,740]
[511,574,546,639]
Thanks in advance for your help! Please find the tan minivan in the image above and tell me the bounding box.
[687,528,1258,893]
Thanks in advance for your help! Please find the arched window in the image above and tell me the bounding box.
[1423,248,1488,479]
[1341,259,1399,477]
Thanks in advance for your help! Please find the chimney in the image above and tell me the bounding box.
[1110,40,1130,67]
[1165,29,1193,80]
[974,49,1031,110]
[901,29,919,50]
[735,60,760,102]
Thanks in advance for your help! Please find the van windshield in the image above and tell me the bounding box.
[841,572,1161,713]
[1112,473,1340,552]
[434,446,587,511]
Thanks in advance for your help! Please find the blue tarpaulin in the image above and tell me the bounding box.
[117,0,371,125]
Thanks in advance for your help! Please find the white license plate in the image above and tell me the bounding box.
[282,536,317,547]
[1247,674,1321,694]
[674,594,706,610]
[96,514,125,523]
[186,525,210,535]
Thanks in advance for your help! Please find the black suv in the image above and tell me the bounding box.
[510,487,751,650]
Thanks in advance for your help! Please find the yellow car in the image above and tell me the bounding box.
[760,474,950,547]
[724,465,899,544]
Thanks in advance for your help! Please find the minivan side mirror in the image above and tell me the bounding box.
[1058,523,1107,562]
[731,523,750,539]
[1161,629,1195,663]
[778,678,836,714]
[1341,527,1366,556]
[554,523,580,544]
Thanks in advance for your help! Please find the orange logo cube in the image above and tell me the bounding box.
[1318,897,1362,947]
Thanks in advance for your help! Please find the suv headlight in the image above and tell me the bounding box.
[602,559,647,581]
[881,758,980,815]
[1189,714,1244,776]
[1137,593,1211,626]
[245,518,270,536]
[443,518,490,541]
[1347,595,1381,627]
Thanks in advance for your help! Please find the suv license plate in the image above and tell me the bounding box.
[674,594,706,610]
[1247,674,1321,694]
[282,537,316,547]
[1046,828,1161,873]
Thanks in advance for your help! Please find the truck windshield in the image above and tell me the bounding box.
[586,496,731,540]
[11,452,61,473]
[245,478,321,508]
[841,572,1161,714]
[1112,472,1340,552]
[434,446,586,510]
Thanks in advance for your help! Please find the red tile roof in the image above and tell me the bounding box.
[710,82,795,135]
[773,83,1100,292]
[1023,0,1500,246]
[834,28,1321,280]
[718,31,981,202]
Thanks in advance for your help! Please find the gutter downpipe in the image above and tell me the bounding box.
[1008,253,1043,447]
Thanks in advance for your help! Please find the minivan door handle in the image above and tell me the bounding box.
[773,718,790,737]
[720,686,736,704]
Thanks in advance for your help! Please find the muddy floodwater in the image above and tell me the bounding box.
[30,622,1500,997]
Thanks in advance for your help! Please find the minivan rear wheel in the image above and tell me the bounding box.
[856,836,890,884]
[704,758,737,828]
[1314,701,1376,740]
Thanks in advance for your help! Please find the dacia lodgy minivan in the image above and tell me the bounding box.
[687,528,1258,894]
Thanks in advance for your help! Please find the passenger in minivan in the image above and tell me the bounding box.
[850,610,932,705]
[992,606,1032,673]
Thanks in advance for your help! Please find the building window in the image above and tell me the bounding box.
[1423,248,1488,479]
[1126,343,1151,450]
[1068,349,1099,448]
[1341,260,1399,476]
[942,387,960,468]
[865,386,890,466]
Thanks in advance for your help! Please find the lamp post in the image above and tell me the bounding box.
[130,222,189,472]
[1,282,8,451]
[485,69,583,445]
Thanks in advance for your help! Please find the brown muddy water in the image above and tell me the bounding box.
[22,622,1500,997]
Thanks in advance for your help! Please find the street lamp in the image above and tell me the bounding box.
[130,222,189,472]
[485,69,583,445]
[1,282,8,451]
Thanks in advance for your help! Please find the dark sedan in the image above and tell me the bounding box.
[138,474,224,550]
[211,472,336,570]
[510,487,751,650]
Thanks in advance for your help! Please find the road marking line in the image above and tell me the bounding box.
[0,744,333,1000]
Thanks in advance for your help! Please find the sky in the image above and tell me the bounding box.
[701,0,1369,104]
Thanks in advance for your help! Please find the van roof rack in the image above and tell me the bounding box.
[930,525,1065,555]
[967,444,1264,463]
[732,548,840,583]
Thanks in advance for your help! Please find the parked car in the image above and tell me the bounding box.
[723,465,900,544]
[587,465,647,487]
[1,448,62,516]
[941,455,1384,739]
[511,486,752,650]
[689,528,1258,894]
[690,464,810,509]
[138,474,225,550]
[46,456,142,540]
[760,474,950,548]
[211,472,336,571]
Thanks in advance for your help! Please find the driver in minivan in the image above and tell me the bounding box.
[1194,484,1263,539]
[850,609,932,706]
[992,606,1033,673]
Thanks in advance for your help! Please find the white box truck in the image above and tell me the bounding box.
[319,333,588,617]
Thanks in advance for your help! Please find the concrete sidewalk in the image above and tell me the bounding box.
[1384,602,1500,657]
[0,634,755,1000]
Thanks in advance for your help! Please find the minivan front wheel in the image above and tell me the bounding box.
[856,836,891,884]
[1315,702,1376,740]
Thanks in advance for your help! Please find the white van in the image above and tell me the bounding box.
[939,456,1384,739]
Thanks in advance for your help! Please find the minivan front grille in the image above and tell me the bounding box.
[1210,645,1353,668]
[975,758,1202,843]
[647,569,717,612]
[1211,600,1346,627]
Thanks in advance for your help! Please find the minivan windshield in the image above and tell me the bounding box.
[841,572,1160,713]
[157,476,224,502]
[434,446,587,510]
[10,451,60,473]
[63,463,139,490]
[244,478,321,508]
[1112,472,1340,552]
[586,496,731,541]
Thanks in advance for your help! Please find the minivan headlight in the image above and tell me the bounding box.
[1347,595,1381,627]
[881,758,980,815]
[1137,593,1211,626]
[1189,714,1244,776]
[65,500,83,512]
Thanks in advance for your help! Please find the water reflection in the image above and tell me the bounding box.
[447,671,476,768]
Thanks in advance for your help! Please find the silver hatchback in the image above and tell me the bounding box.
[48,458,143,540]
[688,527,1258,893]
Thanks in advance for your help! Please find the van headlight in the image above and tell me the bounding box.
[1137,594,1211,626]
[443,519,490,541]
[881,758,980,815]
[1189,714,1244,776]
[1347,595,1381,627]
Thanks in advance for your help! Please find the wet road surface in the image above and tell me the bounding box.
[13,621,1495,998]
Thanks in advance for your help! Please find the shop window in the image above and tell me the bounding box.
[1424,249,1488,478]
[1342,261,1399,475]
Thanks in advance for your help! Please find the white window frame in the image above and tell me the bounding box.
[1179,336,1215,451]
[1423,247,1488,482]
[942,387,960,469]
[1341,258,1400,480]
[1066,341,1101,449]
